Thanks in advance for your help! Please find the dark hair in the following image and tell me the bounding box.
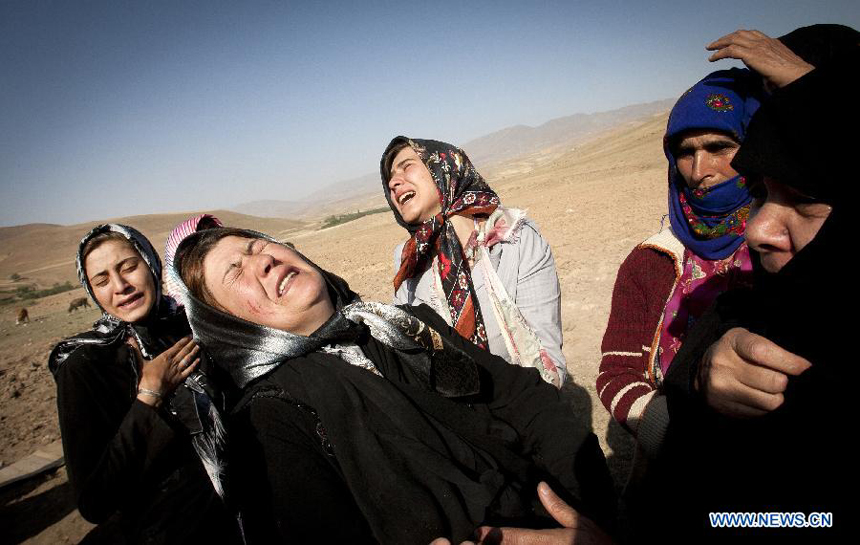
[81,231,134,265]
[175,227,260,308]
[381,139,413,183]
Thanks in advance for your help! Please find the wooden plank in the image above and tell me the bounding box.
[0,440,65,489]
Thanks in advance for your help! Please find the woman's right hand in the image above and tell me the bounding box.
[129,335,200,407]
[696,327,811,418]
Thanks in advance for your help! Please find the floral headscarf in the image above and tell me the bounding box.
[665,68,762,260]
[381,137,499,349]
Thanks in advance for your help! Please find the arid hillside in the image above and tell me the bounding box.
[0,211,305,290]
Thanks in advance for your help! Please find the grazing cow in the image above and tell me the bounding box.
[16,307,29,324]
[68,297,90,313]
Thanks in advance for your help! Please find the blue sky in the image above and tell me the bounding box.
[1,0,858,226]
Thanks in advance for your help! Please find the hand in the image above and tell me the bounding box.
[129,335,200,407]
[707,29,814,89]
[427,483,613,545]
[696,327,811,418]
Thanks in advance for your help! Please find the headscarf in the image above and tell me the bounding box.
[381,137,500,349]
[164,214,223,301]
[665,68,762,260]
[51,223,182,368]
[169,227,481,395]
[49,224,229,500]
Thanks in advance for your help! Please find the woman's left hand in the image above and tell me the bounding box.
[706,29,813,89]
[428,482,614,545]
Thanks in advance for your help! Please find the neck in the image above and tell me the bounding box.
[448,214,486,250]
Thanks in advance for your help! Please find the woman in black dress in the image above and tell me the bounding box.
[50,224,240,544]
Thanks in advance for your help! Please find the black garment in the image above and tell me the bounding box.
[633,46,858,542]
[231,304,615,544]
[50,223,239,544]
[54,341,239,545]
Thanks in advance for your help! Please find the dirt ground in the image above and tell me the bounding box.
[0,113,668,543]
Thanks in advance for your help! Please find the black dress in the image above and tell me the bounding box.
[54,330,240,544]
[229,304,616,544]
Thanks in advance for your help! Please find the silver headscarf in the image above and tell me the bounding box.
[169,228,480,396]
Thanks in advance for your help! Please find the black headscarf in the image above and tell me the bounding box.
[652,45,859,539]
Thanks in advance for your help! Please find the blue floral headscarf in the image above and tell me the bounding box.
[665,68,763,260]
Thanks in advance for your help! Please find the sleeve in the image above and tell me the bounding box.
[55,347,177,523]
[596,248,673,454]
[510,223,567,380]
[232,396,375,544]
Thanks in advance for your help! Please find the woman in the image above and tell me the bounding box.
[171,227,616,544]
[381,137,565,387]
[651,40,857,541]
[597,68,762,453]
[49,224,238,544]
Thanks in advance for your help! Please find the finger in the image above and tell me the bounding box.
[733,332,812,375]
[178,358,200,379]
[428,538,450,545]
[736,363,789,394]
[715,379,785,413]
[708,43,752,62]
[706,29,755,50]
[537,482,579,528]
[172,339,199,362]
[165,335,193,357]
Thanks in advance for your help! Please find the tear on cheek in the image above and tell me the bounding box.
[246,300,264,315]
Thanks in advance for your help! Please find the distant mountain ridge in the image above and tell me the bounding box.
[231,98,675,219]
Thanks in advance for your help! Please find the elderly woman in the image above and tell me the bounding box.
[170,227,615,544]
[640,35,857,541]
[597,68,762,454]
[381,137,565,387]
[49,224,238,544]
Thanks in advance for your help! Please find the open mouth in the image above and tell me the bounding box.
[277,270,298,297]
[117,292,143,308]
[397,191,416,206]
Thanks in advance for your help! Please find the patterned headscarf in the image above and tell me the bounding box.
[665,68,762,260]
[164,214,223,301]
[381,137,499,349]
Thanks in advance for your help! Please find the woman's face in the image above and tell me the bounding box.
[202,236,335,335]
[387,146,442,224]
[745,177,833,273]
[85,240,156,323]
[673,130,741,189]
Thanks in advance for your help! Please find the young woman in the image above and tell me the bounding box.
[49,224,238,544]
[171,227,616,544]
[381,137,565,387]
